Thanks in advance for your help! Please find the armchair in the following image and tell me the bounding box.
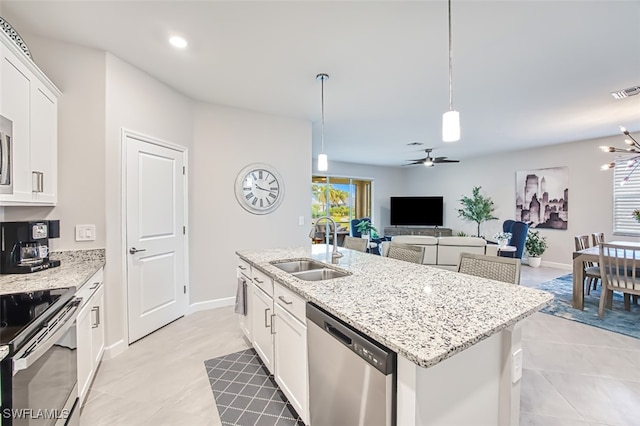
[499,220,529,259]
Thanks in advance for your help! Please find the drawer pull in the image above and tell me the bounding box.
[89,282,100,290]
[238,265,246,270]
[254,277,263,284]
[278,295,293,305]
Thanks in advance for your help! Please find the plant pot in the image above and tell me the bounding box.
[528,256,542,268]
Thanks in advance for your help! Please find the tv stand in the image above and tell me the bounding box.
[384,226,453,237]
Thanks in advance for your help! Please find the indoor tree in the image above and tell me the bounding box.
[457,186,498,237]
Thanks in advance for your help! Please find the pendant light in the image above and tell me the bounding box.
[442,0,460,142]
[317,73,329,171]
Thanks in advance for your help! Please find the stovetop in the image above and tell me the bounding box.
[0,287,75,351]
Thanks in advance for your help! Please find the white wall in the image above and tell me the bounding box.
[313,160,405,232]
[402,135,636,267]
[104,53,194,350]
[2,36,106,251]
[191,103,311,306]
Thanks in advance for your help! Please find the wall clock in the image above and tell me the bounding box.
[234,163,284,214]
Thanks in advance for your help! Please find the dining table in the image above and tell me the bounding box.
[572,240,640,309]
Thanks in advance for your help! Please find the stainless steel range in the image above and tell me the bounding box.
[0,287,81,425]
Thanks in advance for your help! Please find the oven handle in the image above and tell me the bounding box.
[13,298,82,374]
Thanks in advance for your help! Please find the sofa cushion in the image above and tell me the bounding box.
[437,237,487,266]
[437,237,487,247]
[391,236,437,264]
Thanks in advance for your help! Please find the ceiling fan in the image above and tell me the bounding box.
[404,148,460,167]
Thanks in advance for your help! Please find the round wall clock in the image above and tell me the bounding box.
[235,163,285,214]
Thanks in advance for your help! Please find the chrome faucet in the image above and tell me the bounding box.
[311,216,343,263]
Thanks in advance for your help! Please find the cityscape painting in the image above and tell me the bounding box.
[516,167,568,230]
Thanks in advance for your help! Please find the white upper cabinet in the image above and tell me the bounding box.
[0,32,60,205]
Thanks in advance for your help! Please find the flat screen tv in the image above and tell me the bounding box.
[390,196,444,226]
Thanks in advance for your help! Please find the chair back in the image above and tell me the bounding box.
[350,217,371,238]
[458,253,521,284]
[386,242,425,264]
[342,236,368,252]
[592,232,605,246]
[574,235,590,251]
[598,243,640,295]
[501,221,528,259]
[502,220,515,234]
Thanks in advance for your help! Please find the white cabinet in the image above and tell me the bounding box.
[0,32,60,205]
[237,259,252,341]
[76,268,105,406]
[251,279,275,374]
[274,284,308,424]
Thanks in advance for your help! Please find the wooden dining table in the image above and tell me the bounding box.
[572,240,640,309]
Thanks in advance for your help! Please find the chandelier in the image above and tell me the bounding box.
[600,126,640,185]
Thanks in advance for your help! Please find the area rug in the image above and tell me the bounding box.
[204,348,305,426]
[536,274,640,339]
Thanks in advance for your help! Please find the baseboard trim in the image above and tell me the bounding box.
[103,339,127,360]
[536,260,572,270]
[187,297,235,315]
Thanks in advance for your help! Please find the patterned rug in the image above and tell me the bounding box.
[536,274,640,339]
[204,348,305,426]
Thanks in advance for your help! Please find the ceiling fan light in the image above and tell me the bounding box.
[318,153,328,171]
[442,110,460,142]
[423,158,434,167]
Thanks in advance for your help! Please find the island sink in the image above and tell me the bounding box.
[271,259,351,281]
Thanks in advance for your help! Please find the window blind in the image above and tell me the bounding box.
[613,157,640,235]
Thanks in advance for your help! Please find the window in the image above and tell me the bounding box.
[311,176,372,232]
[613,157,640,235]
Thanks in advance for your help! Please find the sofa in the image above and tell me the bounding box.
[380,235,498,270]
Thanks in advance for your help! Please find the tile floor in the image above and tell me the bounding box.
[80,265,640,425]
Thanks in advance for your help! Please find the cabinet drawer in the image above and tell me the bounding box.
[237,258,251,279]
[274,283,306,323]
[76,268,104,308]
[252,268,273,296]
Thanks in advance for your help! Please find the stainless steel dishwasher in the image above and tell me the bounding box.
[307,303,396,426]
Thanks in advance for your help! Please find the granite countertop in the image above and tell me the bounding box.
[0,249,105,295]
[237,244,553,369]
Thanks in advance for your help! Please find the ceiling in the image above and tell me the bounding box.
[2,0,639,167]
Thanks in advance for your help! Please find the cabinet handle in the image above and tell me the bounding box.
[278,295,293,305]
[254,277,263,284]
[31,171,44,193]
[91,306,100,328]
[39,172,44,193]
[264,307,271,328]
[89,282,100,290]
[238,265,246,270]
[270,314,276,335]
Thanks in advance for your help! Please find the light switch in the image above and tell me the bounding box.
[299,216,305,226]
[75,224,96,241]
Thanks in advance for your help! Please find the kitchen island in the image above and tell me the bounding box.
[237,244,553,426]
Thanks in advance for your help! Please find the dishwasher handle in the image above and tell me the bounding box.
[325,322,352,347]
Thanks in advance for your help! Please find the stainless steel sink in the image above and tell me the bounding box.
[291,268,351,281]
[271,259,326,273]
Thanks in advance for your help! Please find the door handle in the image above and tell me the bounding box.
[129,247,147,254]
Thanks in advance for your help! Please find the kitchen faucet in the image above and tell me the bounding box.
[311,216,343,263]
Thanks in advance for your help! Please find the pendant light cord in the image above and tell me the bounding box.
[448,0,453,111]
[321,76,325,153]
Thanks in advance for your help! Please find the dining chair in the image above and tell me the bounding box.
[386,242,425,264]
[597,242,640,318]
[575,235,600,295]
[342,236,368,253]
[457,253,521,285]
[592,232,605,247]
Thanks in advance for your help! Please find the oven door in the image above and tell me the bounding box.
[9,298,81,426]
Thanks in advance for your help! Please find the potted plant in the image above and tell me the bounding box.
[457,186,498,237]
[493,231,512,248]
[355,220,378,240]
[525,230,547,267]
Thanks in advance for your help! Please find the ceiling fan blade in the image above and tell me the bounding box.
[406,158,428,162]
[433,158,460,163]
[402,161,424,166]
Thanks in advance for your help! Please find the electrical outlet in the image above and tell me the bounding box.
[75,224,96,241]
[512,348,523,383]
[299,216,305,226]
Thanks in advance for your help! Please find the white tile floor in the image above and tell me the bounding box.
[80,265,640,425]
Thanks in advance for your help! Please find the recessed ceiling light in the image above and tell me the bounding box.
[169,36,188,49]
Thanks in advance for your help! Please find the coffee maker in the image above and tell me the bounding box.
[0,220,61,274]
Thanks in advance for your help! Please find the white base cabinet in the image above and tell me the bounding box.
[251,281,274,374]
[76,268,105,406]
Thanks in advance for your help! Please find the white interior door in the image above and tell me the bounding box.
[126,132,187,343]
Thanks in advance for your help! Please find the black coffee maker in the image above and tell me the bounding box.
[0,220,61,274]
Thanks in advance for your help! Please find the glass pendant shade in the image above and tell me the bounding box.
[318,153,328,171]
[442,110,460,142]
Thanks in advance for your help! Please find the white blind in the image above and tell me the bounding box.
[613,157,640,235]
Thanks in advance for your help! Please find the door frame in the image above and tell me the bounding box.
[121,128,190,345]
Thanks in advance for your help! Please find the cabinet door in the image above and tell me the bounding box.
[0,46,32,203]
[29,81,57,204]
[91,286,105,366]
[251,283,274,374]
[274,304,308,424]
[76,302,94,405]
